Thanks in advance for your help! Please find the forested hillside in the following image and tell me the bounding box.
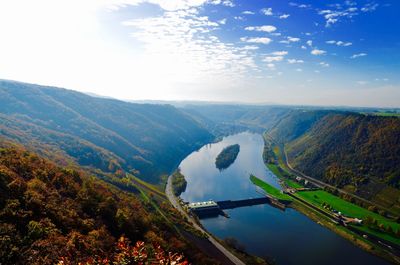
[0,140,216,264]
[0,80,213,182]
[182,104,291,134]
[268,110,400,212]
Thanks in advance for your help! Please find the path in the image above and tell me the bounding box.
[166,175,246,265]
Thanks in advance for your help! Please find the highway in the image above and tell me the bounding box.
[165,175,246,265]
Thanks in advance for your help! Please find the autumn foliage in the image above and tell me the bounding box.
[58,236,189,265]
[0,146,194,264]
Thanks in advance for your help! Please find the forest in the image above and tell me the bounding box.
[267,110,400,213]
[0,141,217,264]
[215,144,240,170]
[0,80,213,183]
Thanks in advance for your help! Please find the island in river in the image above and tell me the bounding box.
[180,132,391,265]
[215,144,240,170]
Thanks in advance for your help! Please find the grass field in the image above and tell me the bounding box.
[296,190,400,244]
[264,136,400,249]
[267,163,303,188]
[249,174,292,201]
[297,190,398,227]
[354,224,400,245]
[127,173,166,198]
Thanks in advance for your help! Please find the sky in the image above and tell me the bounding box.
[0,0,399,107]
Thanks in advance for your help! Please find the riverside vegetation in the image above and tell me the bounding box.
[215,144,240,170]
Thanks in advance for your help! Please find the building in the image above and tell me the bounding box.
[188,200,221,217]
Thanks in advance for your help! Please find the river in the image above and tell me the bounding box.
[179,132,389,265]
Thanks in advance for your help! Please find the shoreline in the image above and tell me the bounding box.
[261,134,400,264]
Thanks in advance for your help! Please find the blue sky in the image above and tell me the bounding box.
[0,0,399,107]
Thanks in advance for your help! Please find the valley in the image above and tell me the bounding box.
[0,80,399,264]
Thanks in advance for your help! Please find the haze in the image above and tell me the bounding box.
[0,0,399,107]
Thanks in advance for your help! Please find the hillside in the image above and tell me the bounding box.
[0,141,217,265]
[182,104,291,134]
[0,80,213,182]
[267,111,400,212]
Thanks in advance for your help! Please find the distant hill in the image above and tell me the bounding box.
[182,104,292,134]
[268,110,400,212]
[0,80,213,182]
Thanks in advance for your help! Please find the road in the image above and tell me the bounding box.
[264,133,396,216]
[281,145,397,217]
[166,175,246,265]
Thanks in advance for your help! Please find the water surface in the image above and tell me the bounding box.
[180,132,389,265]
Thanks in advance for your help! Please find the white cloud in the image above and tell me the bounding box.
[261,8,273,16]
[218,18,227,24]
[266,63,276,70]
[209,0,235,7]
[263,56,284,63]
[245,25,277,33]
[351,53,367,59]
[336,41,352,46]
[296,68,303,72]
[118,3,261,96]
[288,37,300,42]
[271,51,288,56]
[122,0,209,11]
[301,45,307,50]
[221,0,235,7]
[361,3,378,12]
[345,1,357,7]
[317,3,369,27]
[242,45,259,50]
[240,37,272,45]
[326,40,352,46]
[279,14,290,19]
[306,40,313,47]
[0,0,397,106]
[242,10,255,15]
[289,2,311,9]
[288,59,304,64]
[311,49,327,55]
[319,62,330,67]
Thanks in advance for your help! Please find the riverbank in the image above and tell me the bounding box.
[165,172,248,265]
[261,134,400,264]
[178,132,391,265]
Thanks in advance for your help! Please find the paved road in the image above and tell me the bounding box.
[166,175,246,265]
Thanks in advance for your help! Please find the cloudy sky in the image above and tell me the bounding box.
[0,0,399,107]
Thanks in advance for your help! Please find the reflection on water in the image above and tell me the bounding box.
[179,132,389,265]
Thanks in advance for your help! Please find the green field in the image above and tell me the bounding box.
[263,136,303,189]
[264,135,400,246]
[297,190,399,228]
[297,190,400,244]
[267,163,303,188]
[249,174,292,201]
